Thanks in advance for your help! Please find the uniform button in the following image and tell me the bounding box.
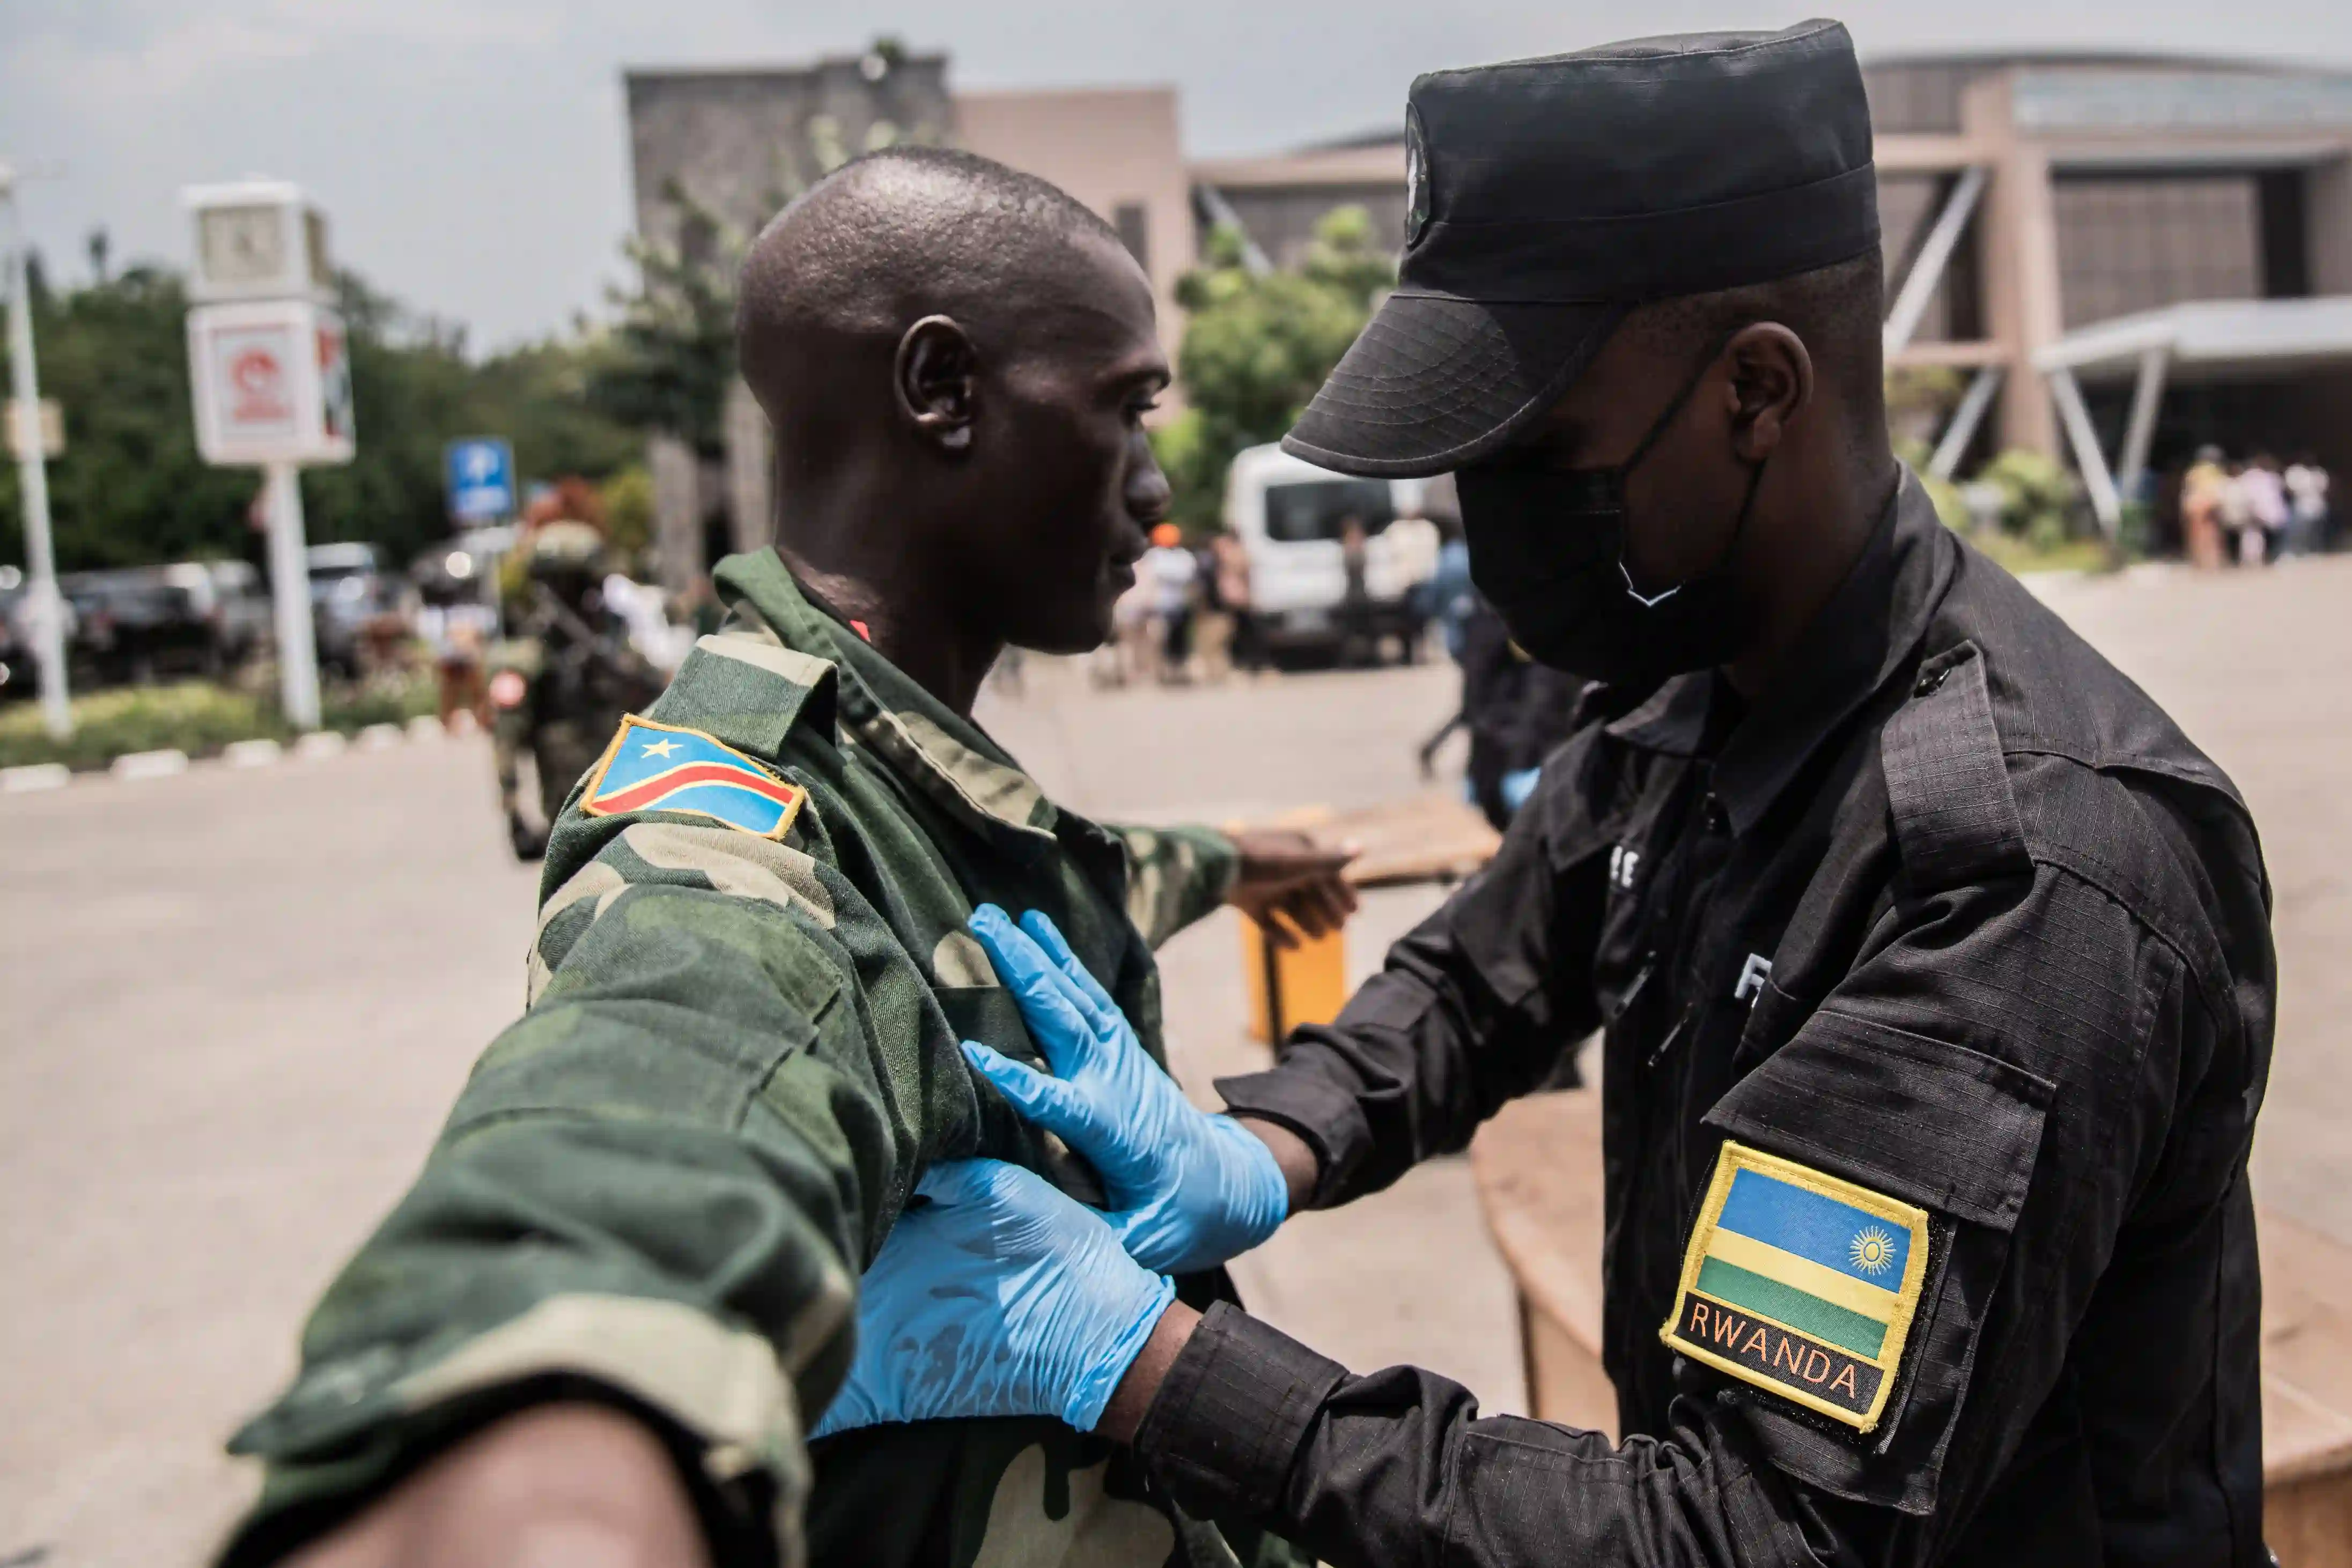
[1702,795,1728,834]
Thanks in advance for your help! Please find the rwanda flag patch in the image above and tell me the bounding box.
[1661,1142,1930,1433]
[580,716,806,839]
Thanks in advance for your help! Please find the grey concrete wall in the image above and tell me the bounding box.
[624,56,955,252]
[1217,183,1409,271]
[954,87,1196,364]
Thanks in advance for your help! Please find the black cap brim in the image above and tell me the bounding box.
[1281,293,1629,478]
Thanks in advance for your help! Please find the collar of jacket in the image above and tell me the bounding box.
[1604,468,1958,836]
[712,549,1063,851]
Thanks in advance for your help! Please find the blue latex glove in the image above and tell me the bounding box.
[962,905,1289,1274]
[810,1159,1174,1437]
[1500,765,1543,813]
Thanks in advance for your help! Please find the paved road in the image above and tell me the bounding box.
[6,557,2349,1566]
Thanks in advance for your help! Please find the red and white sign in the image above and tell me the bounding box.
[188,299,356,466]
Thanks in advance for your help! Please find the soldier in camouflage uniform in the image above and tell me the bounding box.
[220,148,1353,1568]
[487,521,667,860]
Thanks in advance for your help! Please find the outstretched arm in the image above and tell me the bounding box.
[222,808,979,1567]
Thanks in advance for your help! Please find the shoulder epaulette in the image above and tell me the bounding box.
[646,627,839,761]
[1881,640,2032,893]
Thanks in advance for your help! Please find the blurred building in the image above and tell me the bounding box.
[623,48,1192,578]
[625,46,2352,566]
[1199,53,2352,523]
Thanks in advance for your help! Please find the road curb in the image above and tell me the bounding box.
[113,748,193,781]
[1,716,464,797]
[2,761,72,793]
[225,738,284,768]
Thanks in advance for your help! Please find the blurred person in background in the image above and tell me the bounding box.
[2240,453,2289,565]
[486,521,665,860]
[1420,473,1474,661]
[2285,452,2332,556]
[1144,519,1198,682]
[2220,457,2261,566]
[2181,444,2229,568]
[1333,513,1373,664]
[1210,528,1260,673]
[1448,593,1587,831]
[412,573,496,731]
[1192,534,1236,682]
[1382,496,1442,659]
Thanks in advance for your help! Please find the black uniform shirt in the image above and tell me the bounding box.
[1142,476,2275,1568]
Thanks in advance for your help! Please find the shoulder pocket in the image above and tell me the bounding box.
[1696,1010,2055,1514]
[1707,1009,2052,1231]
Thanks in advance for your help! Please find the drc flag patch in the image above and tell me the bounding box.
[581,716,806,839]
[1661,1141,1929,1433]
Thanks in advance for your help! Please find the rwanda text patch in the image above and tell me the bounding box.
[1661,1141,1929,1432]
[581,716,806,839]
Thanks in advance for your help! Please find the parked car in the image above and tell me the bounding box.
[307,542,405,677]
[1223,442,1435,663]
[60,561,263,685]
[200,559,272,668]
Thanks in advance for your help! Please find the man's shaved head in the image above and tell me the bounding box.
[732,146,1173,679]
[738,146,1130,412]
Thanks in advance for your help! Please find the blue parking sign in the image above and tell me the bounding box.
[446,438,515,521]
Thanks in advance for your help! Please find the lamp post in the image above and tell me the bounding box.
[2,159,71,740]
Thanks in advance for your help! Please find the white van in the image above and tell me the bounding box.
[1223,442,1436,662]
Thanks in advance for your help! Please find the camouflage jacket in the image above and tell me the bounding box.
[220,550,1281,1568]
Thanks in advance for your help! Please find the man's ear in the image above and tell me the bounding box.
[894,315,978,453]
[1723,322,1812,463]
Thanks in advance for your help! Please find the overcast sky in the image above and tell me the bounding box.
[6,0,2351,351]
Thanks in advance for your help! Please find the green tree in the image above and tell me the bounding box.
[586,186,747,457]
[1,258,643,575]
[1156,206,1395,532]
[0,262,254,571]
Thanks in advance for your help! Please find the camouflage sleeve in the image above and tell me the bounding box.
[1110,823,1241,950]
[218,800,975,1568]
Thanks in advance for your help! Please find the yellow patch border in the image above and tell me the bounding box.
[578,714,807,842]
[1659,1140,1930,1434]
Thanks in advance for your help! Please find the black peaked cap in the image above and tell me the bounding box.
[1284,19,1880,478]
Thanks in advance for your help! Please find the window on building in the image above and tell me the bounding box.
[1263,479,1396,543]
[2054,174,2263,329]
[1113,202,1151,275]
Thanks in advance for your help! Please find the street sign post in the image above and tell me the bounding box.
[3,161,70,741]
[445,438,516,522]
[184,181,348,731]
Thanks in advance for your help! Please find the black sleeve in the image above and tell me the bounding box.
[1146,852,2245,1568]
[1138,1305,1820,1568]
[1215,743,1612,1208]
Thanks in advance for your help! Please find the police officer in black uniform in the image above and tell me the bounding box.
[1118,23,2279,1565]
[820,21,2277,1567]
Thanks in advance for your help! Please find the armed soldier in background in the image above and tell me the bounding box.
[486,520,666,860]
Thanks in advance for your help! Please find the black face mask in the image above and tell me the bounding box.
[1456,346,1764,690]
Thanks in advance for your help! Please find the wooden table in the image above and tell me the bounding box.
[1236,792,1502,1041]
[1471,1088,2352,1565]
